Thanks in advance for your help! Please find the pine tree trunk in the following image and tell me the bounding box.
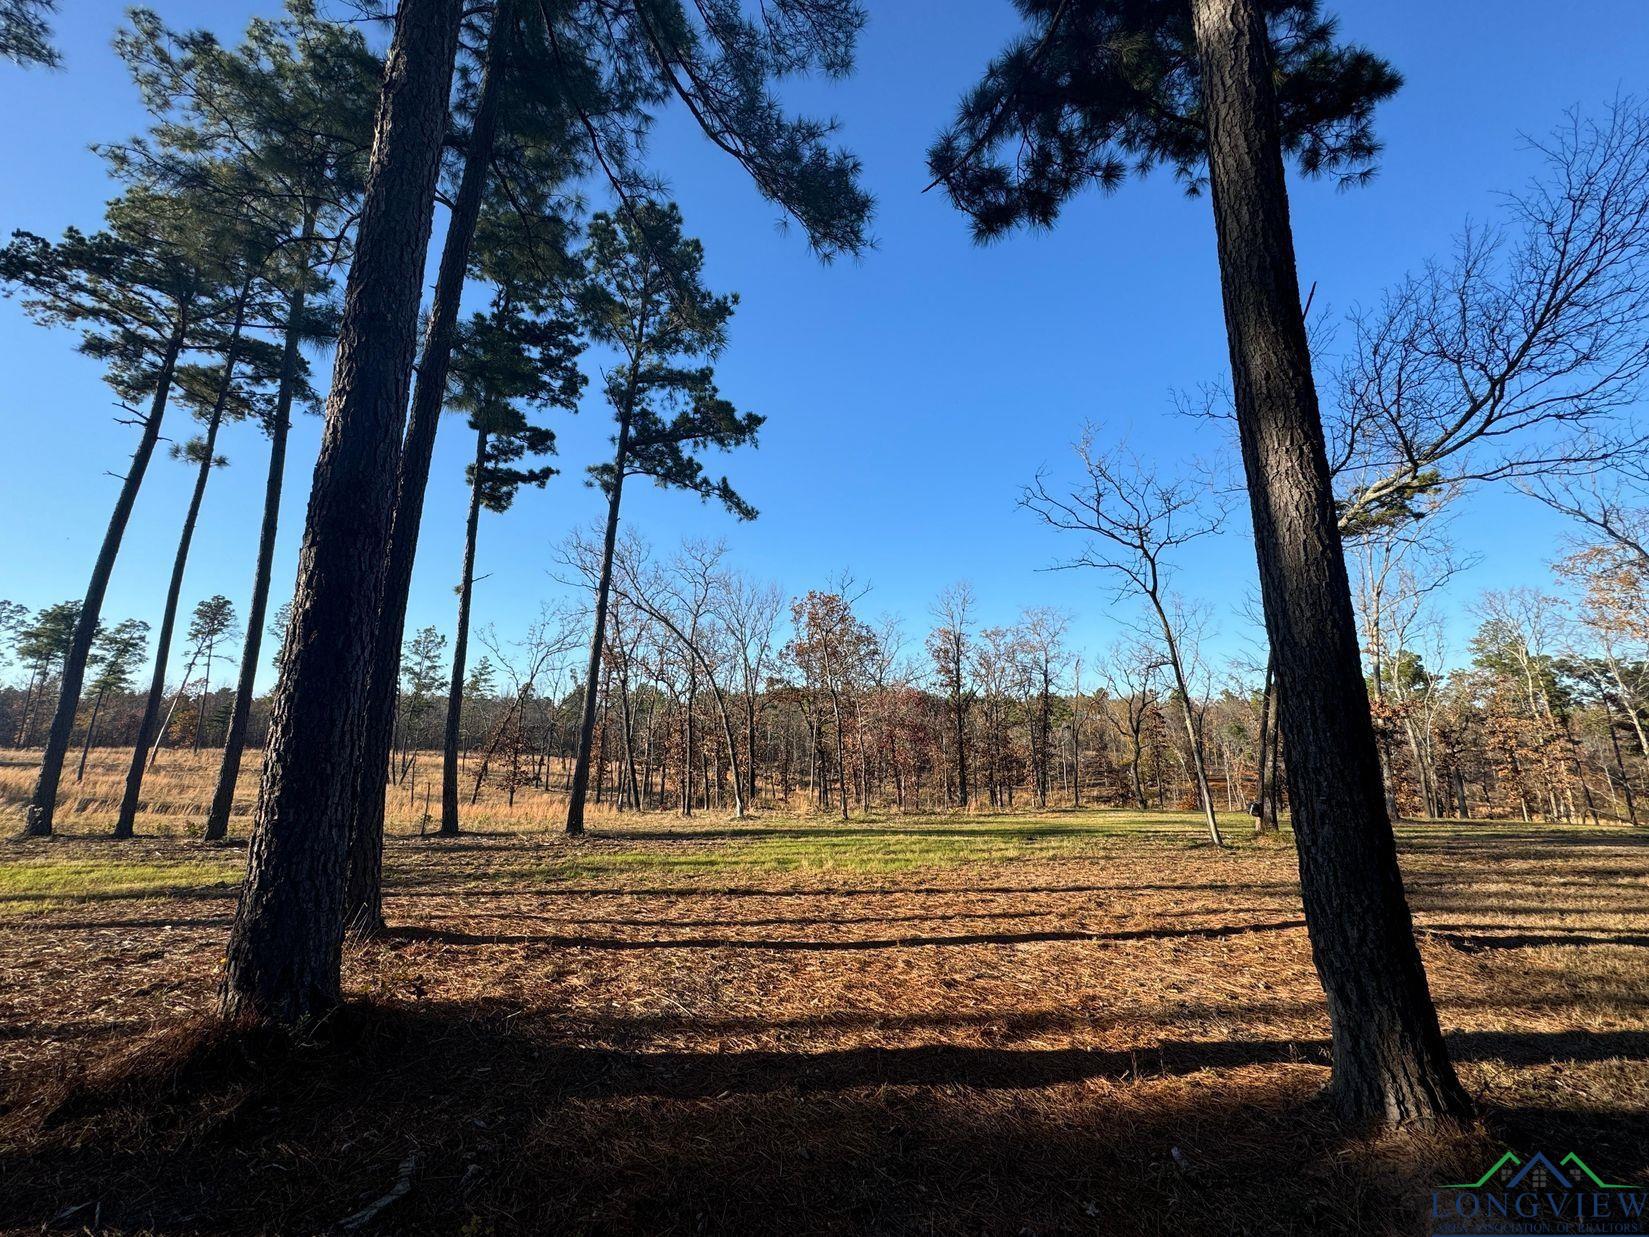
[1253,650,1274,833]
[193,642,214,750]
[219,0,463,1026]
[13,668,38,748]
[205,244,313,843]
[566,418,632,835]
[22,315,188,837]
[149,644,202,772]
[346,0,516,930]
[115,299,249,840]
[439,427,487,835]
[75,687,106,783]
[1190,0,1470,1126]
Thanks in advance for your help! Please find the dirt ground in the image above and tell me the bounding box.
[1,810,1646,1235]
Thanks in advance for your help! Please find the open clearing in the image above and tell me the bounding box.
[1,804,1646,1235]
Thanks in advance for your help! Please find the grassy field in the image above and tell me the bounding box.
[1,750,1647,1234]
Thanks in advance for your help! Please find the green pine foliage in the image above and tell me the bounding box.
[580,202,763,518]
[928,0,1400,238]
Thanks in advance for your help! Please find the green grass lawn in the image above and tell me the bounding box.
[0,809,1252,909]
[0,855,243,912]
[525,808,1238,883]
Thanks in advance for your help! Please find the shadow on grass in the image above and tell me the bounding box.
[1422,928,1649,951]
[383,878,1299,899]
[5,1002,1645,1235]
[382,918,1310,952]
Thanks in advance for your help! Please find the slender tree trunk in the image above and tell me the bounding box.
[745,693,759,802]
[1129,721,1149,810]
[617,670,641,810]
[346,0,514,926]
[1601,697,1639,826]
[1265,691,1283,830]
[831,690,849,821]
[682,672,696,816]
[220,0,463,1026]
[150,644,204,771]
[439,427,487,835]
[205,231,314,842]
[1253,651,1274,833]
[116,308,247,839]
[1155,612,1222,845]
[14,668,39,748]
[1190,0,1469,1125]
[22,314,189,837]
[566,420,630,836]
[193,640,214,750]
[708,680,746,819]
[75,687,107,782]
[1608,656,1649,759]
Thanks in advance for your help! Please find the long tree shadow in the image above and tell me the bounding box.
[381,918,1310,952]
[1421,928,1649,951]
[381,878,1296,899]
[5,1002,1643,1235]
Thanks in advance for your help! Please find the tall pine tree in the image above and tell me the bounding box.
[107,2,379,841]
[3,187,246,837]
[439,289,583,836]
[930,0,1468,1123]
[564,203,762,835]
[220,0,465,1025]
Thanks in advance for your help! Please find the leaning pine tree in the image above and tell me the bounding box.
[2,189,229,837]
[343,0,538,931]
[114,258,286,839]
[565,202,762,836]
[346,0,874,931]
[219,0,464,1027]
[930,0,1471,1125]
[106,2,380,842]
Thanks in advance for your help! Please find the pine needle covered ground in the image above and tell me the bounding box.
[1,754,1646,1234]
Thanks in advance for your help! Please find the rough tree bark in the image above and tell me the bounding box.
[219,0,463,1026]
[1189,0,1471,1124]
[23,314,189,837]
[346,0,515,929]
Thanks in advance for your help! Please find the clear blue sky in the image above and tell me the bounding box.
[2,0,1646,689]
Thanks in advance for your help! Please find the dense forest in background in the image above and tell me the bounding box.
[5,506,1647,828]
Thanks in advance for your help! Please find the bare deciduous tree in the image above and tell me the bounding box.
[1022,432,1227,845]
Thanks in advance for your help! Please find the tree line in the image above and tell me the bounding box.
[8,516,1644,831]
[5,0,1649,1127]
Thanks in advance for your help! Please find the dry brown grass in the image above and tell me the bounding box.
[0,753,1646,1234]
[0,747,634,837]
